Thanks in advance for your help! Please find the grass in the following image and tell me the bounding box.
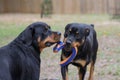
[0,23,27,46]
[0,14,120,80]
[96,25,120,37]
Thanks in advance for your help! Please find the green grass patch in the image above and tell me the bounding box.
[0,23,27,46]
[96,26,120,37]
[0,14,119,46]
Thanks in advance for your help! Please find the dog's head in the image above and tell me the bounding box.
[63,23,93,51]
[18,22,61,52]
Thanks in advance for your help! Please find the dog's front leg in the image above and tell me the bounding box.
[88,61,95,80]
[78,66,87,80]
[61,65,68,80]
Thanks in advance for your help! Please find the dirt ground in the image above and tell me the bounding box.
[0,14,120,80]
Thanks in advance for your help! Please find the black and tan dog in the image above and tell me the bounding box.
[61,23,98,80]
[0,22,61,80]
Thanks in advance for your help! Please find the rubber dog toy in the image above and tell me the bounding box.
[53,41,64,53]
[53,41,78,67]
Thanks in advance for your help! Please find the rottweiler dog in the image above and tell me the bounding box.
[61,23,98,80]
[0,22,61,80]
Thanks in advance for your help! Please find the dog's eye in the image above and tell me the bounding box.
[48,26,51,29]
[44,28,48,33]
[64,34,68,37]
[69,29,72,33]
[76,32,79,35]
[76,32,79,38]
[76,32,79,34]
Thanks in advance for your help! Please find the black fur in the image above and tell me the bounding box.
[61,23,98,80]
[0,22,60,80]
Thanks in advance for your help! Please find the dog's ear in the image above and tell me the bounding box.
[65,24,71,30]
[64,24,71,37]
[18,24,35,46]
[90,24,94,28]
[84,28,90,37]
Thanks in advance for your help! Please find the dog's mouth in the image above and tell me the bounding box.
[64,45,73,51]
[45,42,56,47]
[64,41,81,51]
[38,32,61,52]
[44,32,61,47]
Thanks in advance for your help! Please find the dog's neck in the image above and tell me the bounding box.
[31,41,41,53]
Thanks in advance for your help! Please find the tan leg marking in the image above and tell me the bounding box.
[88,62,94,80]
[77,67,82,80]
[66,71,68,80]
[61,54,67,60]
[75,60,86,80]
[79,73,83,80]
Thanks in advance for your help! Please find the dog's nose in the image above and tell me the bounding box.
[64,40,72,51]
[57,32,61,36]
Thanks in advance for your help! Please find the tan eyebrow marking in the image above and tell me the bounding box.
[76,31,79,34]
[69,29,72,31]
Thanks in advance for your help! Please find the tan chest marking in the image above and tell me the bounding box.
[61,54,67,60]
[74,59,87,67]
[62,55,87,67]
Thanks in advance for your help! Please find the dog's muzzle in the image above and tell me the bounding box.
[64,40,73,51]
[45,32,61,47]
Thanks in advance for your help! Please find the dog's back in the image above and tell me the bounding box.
[0,40,40,80]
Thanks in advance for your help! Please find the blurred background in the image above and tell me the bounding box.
[0,0,120,80]
[0,0,120,17]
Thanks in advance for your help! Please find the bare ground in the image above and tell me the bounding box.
[0,14,120,80]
